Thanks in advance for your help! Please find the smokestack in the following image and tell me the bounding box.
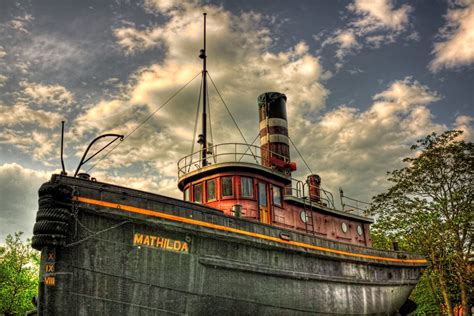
[258,92,291,171]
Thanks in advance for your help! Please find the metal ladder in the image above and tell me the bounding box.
[303,183,315,235]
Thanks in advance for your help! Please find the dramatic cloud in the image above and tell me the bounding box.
[0,103,63,128]
[286,78,467,203]
[0,129,59,162]
[73,99,133,134]
[143,0,192,13]
[10,34,94,80]
[0,97,63,162]
[348,0,412,33]
[320,0,414,63]
[321,30,360,59]
[8,14,34,34]
[0,128,34,152]
[455,115,473,140]
[0,163,52,241]
[0,74,7,87]
[19,81,74,108]
[429,0,474,72]
[113,26,164,55]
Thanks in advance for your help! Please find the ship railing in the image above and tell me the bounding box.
[177,143,290,179]
[284,179,336,209]
[339,192,371,217]
[285,180,372,218]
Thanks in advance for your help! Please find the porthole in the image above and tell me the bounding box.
[357,225,363,236]
[341,222,348,233]
[300,211,309,223]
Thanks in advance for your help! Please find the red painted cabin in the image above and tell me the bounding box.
[177,92,373,247]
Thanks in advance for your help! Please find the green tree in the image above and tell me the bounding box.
[371,130,473,316]
[0,232,39,315]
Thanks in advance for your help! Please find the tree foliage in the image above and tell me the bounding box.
[370,130,473,316]
[0,232,39,315]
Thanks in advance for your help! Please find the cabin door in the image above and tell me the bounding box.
[258,182,270,224]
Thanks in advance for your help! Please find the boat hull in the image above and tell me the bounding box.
[34,175,427,315]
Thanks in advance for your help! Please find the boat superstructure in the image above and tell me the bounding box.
[30,13,428,315]
[177,91,374,249]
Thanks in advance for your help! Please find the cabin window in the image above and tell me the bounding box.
[300,210,309,223]
[184,188,190,201]
[341,222,348,233]
[207,179,216,201]
[194,183,203,204]
[272,186,282,207]
[258,182,267,207]
[241,177,253,198]
[357,225,363,236]
[221,176,233,197]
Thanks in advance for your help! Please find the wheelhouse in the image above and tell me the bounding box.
[177,143,373,247]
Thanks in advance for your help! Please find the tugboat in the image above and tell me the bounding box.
[31,14,427,315]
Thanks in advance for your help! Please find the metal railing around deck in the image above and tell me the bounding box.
[339,190,371,217]
[284,180,336,209]
[177,143,290,179]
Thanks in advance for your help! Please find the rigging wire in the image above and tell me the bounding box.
[288,135,335,207]
[207,72,258,163]
[207,78,214,151]
[288,136,313,175]
[189,78,203,171]
[206,79,217,164]
[250,133,259,145]
[85,71,202,174]
[238,133,260,162]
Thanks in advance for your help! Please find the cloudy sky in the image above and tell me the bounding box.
[1,0,473,240]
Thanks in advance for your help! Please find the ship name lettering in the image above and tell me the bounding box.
[133,233,189,253]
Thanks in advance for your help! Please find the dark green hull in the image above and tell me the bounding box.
[33,175,427,315]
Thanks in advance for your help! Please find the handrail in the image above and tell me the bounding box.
[283,178,371,218]
[177,142,290,179]
[339,188,370,216]
[283,179,335,209]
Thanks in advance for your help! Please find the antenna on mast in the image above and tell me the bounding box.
[197,12,208,167]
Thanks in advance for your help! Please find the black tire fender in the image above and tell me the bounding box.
[36,208,72,222]
[31,234,66,250]
[33,220,69,234]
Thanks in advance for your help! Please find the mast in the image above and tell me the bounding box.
[199,12,208,167]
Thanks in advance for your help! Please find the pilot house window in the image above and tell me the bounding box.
[207,179,216,201]
[241,177,253,198]
[194,183,202,204]
[221,177,233,197]
[258,183,267,207]
[184,188,190,201]
[273,186,282,207]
